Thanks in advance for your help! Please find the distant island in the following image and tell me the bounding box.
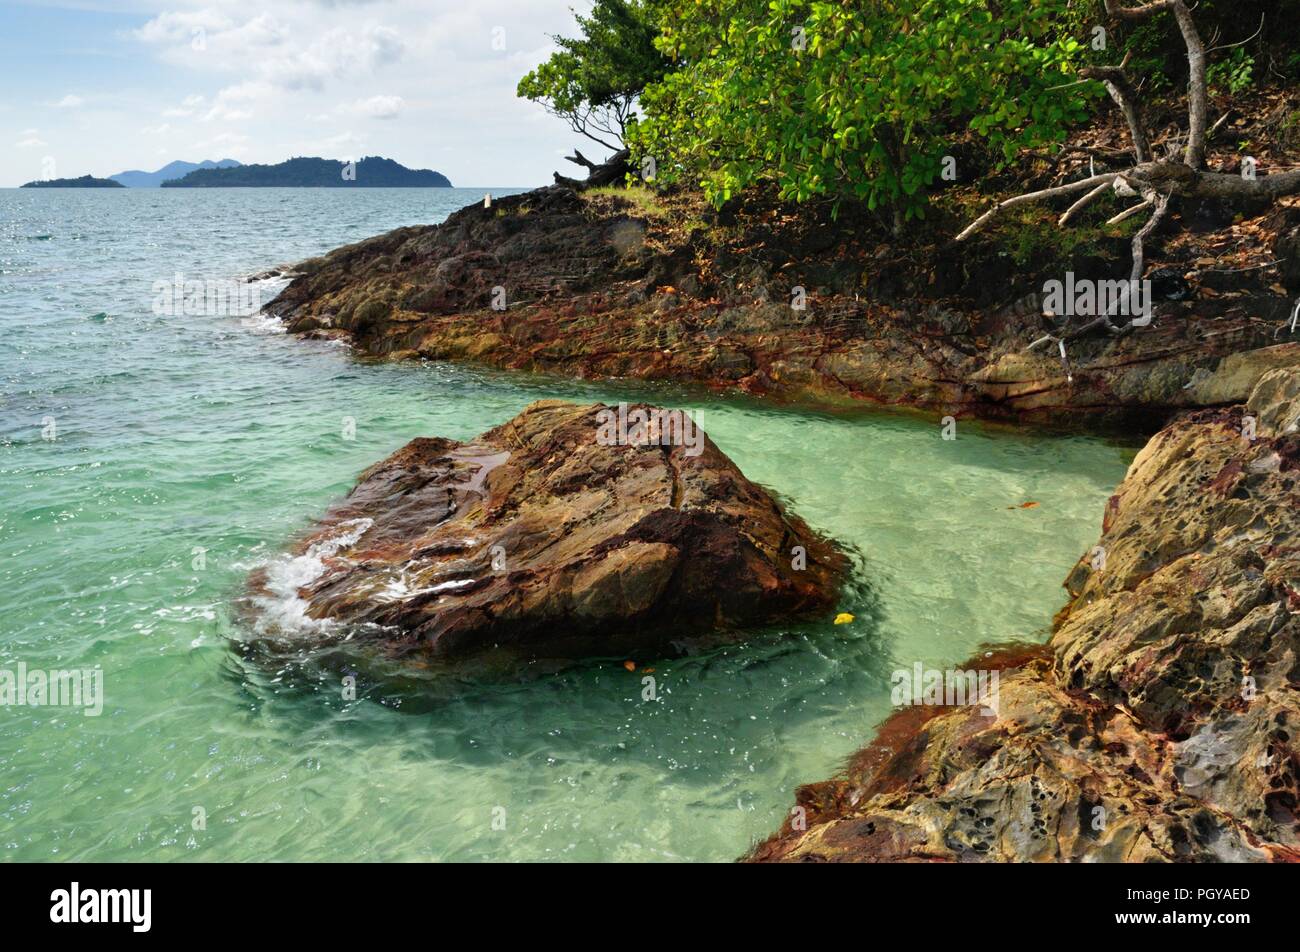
[111,159,242,188]
[21,175,125,188]
[161,156,452,188]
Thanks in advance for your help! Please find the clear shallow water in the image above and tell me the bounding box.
[0,187,1133,861]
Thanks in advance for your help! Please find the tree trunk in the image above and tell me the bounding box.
[553,149,632,190]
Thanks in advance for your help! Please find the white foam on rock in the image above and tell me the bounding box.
[375,573,477,604]
[251,517,373,635]
[239,311,287,335]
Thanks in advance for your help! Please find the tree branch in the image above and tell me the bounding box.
[564,150,601,171]
[1102,0,1206,168]
[552,148,632,190]
[956,173,1119,241]
[1080,57,1152,163]
[1058,181,1113,226]
[1106,198,1152,226]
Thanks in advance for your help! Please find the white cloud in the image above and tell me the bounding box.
[188,130,253,158]
[17,136,48,149]
[136,11,402,93]
[134,9,236,46]
[163,94,207,118]
[322,130,367,152]
[200,82,272,121]
[204,106,252,122]
[342,95,405,120]
[54,95,84,108]
[259,24,404,91]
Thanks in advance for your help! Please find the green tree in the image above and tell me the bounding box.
[632,0,1097,220]
[517,0,671,153]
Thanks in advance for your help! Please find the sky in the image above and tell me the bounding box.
[0,0,608,187]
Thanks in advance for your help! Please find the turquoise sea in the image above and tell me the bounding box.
[0,187,1133,861]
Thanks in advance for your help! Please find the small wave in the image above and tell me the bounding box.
[235,265,294,288]
[239,311,286,335]
[249,517,372,636]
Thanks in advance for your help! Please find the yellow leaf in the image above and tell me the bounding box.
[834,612,855,625]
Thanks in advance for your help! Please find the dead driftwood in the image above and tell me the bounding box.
[553,149,632,189]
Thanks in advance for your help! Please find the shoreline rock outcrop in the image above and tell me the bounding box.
[246,400,846,668]
[747,365,1300,862]
[265,184,1300,426]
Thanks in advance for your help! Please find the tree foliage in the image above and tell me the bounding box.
[517,0,670,153]
[629,0,1099,217]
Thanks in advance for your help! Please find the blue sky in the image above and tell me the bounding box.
[0,0,606,187]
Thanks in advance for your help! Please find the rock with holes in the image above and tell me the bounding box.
[750,367,1300,863]
[246,400,846,669]
[1247,366,1300,438]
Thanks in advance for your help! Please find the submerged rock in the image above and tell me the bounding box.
[749,363,1300,863]
[247,400,846,668]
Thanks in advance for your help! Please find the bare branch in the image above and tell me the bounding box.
[1102,0,1174,21]
[564,150,601,171]
[1080,60,1152,162]
[1106,199,1152,226]
[1206,14,1264,54]
[1058,182,1113,226]
[1128,192,1168,286]
[1206,111,1232,143]
[956,173,1120,241]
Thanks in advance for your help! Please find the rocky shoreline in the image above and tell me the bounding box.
[749,367,1300,861]
[266,185,1300,426]
[262,183,1300,862]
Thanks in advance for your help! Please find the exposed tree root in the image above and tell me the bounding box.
[959,0,1300,365]
[1058,181,1114,227]
[956,173,1118,241]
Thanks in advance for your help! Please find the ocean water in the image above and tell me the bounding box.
[0,187,1133,861]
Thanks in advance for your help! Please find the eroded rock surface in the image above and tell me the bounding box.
[749,365,1300,862]
[247,400,846,667]
[266,185,1300,425]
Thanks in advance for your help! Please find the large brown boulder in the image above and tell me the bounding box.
[247,400,846,668]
